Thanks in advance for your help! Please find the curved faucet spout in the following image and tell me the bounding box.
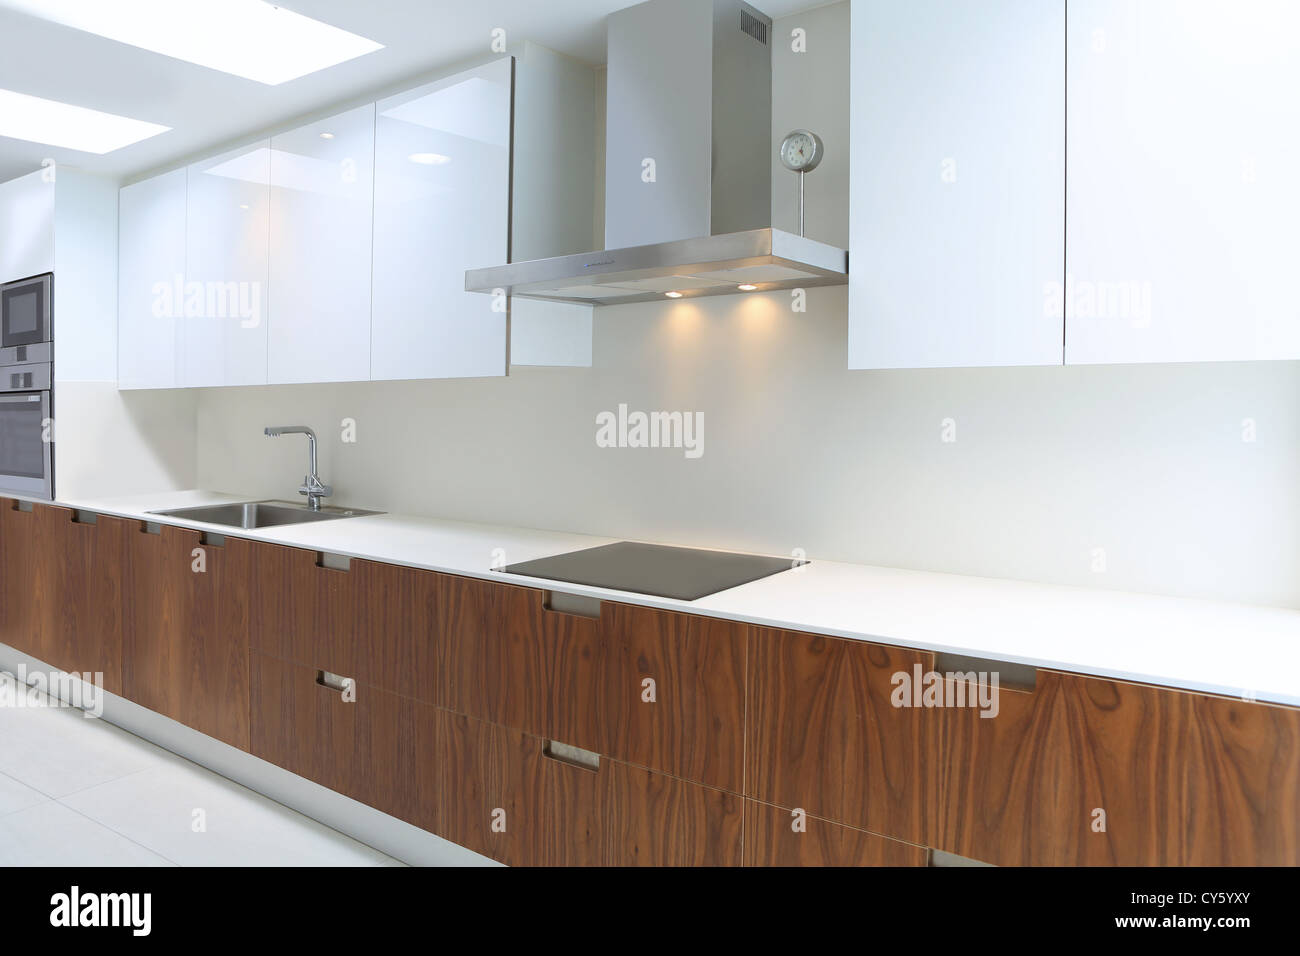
[264,425,332,510]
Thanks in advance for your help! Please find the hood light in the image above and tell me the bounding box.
[738,284,758,291]
[664,291,684,299]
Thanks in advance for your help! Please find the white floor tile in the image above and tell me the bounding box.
[0,695,170,798]
[1,672,400,866]
[0,802,174,867]
[0,771,48,817]
[61,757,399,867]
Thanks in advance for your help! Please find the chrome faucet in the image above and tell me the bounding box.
[264,425,333,511]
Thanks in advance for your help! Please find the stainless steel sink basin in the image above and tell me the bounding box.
[149,500,382,530]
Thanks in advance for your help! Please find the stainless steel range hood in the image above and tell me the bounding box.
[465,0,848,307]
[466,228,847,306]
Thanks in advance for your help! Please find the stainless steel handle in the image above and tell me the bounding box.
[543,591,602,619]
[543,740,600,772]
[316,670,353,694]
[934,652,1038,693]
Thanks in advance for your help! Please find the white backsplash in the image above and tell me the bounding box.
[192,285,1300,610]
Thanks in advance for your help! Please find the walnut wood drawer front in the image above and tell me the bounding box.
[606,760,743,867]
[938,671,1300,866]
[0,502,128,695]
[746,627,938,846]
[123,524,252,751]
[438,712,606,867]
[0,499,36,653]
[744,800,928,867]
[451,585,747,792]
[249,543,492,708]
[249,651,438,834]
[438,711,742,866]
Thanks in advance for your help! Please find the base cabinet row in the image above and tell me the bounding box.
[4,498,1298,866]
[247,544,748,793]
[249,651,759,866]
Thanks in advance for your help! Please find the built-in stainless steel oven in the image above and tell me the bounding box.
[0,273,53,499]
[1,273,53,350]
[0,369,53,500]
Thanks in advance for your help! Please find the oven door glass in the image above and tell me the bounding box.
[0,392,52,497]
[1,277,51,348]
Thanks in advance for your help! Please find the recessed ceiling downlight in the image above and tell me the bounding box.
[0,88,169,153]
[5,0,384,85]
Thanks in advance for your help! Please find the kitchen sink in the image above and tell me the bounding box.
[149,500,382,530]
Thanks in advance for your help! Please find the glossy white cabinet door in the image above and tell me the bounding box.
[1066,0,1300,364]
[118,169,185,390]
[848,0,1066,369]
[371,58,511,381]
[0,170,55,284]
[268,104,374,384]
[182,141,270,386]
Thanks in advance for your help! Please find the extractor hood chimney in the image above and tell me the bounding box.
[466,0,848,307]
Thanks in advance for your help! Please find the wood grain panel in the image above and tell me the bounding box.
[940,671,1300,865]
[607,761,743,866]
[746,627,938,845]
[0,504,126,694]
[44,510,128,694]
[248,542,355,674]
[122,524,252,750]
[250,545,484,708]
[249,651,436,832]
[439,711,604,866]
[934,674,1073,865]
[438,710,506,861]
[0,500,42,656]
[602,603,747,792]
[458,583,606,754]
[744,799,928,866]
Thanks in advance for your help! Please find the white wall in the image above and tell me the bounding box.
[194,285,1300,609]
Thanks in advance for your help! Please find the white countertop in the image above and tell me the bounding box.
[36,489,1300,708]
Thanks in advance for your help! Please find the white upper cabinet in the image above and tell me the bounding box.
[848,0,1066,369]
[1065,0,1300,364]
[0,170,55,284]
[182,141,270,386]
[371,58,511,381]
[119,168,185,390]
[268,103,375,384]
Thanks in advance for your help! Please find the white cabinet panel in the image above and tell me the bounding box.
[371,59,510,381]
[848,0,1066,369]
[0,170,55,284]
[118,169,185,390]
[268,104,374,384]
[1066,0,1300,364]
[182,141,270,386]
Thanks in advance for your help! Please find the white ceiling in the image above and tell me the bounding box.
[0,0,812,185]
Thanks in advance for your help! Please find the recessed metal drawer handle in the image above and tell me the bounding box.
[543,591,601,619]
[934,652,1038,693]
[317,552,350,571]
[316,670,353,694]
[543,740,600,772]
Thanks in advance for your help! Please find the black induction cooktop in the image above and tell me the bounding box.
[501,541,807,601]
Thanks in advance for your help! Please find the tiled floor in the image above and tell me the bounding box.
[0,673,402,866]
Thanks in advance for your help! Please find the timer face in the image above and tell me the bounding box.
[780,129,823,172]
